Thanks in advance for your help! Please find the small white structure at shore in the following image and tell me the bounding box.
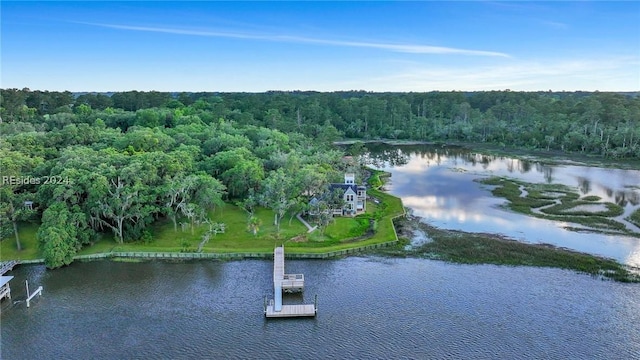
[0,276,14,302]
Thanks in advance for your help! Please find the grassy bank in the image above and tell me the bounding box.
[388,216,640,283]
[465,142,640,170]
[0,224,40,261]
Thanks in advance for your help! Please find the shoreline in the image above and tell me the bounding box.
[7,239,400,266]
[387,214,640,283]
[7,213,639,283]
[10,226,639,283]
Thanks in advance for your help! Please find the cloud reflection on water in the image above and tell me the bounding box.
[367,145,640,267]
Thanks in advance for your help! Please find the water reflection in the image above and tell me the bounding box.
[3,260,640,359]
[365,147,411,168]
[364,144,640,266]
[577,177,591,195]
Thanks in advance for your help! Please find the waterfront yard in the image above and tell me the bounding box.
[1,191,404,260]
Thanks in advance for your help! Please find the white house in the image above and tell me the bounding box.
[309,173,366,217]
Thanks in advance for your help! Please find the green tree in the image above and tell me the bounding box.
[94,177,146,244]
[259,169,298,234]
[163,173,225,232]
[247,215,262,236]
[37,202,78,268]
[0,149,42,250]
[220,159,264,199]
[0,88,28,122]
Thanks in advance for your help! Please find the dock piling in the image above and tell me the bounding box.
[25,280,43,308]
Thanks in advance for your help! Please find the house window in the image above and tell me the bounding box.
[346,195,354,202]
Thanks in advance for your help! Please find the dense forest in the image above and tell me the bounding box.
[3,89,639,157]
[1,88,639,267]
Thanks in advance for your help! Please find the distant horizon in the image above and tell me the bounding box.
[2,2,639,92]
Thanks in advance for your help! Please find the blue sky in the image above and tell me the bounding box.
[1,1,639,92]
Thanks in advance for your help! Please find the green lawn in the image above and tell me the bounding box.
[2,197,406,260]
[0,223,40,261]
[329,216,368,238]
[101,204,309,254]
[369,188,405,240]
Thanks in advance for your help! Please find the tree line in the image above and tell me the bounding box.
[2,88,639,158]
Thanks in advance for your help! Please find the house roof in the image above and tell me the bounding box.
[329,184,359,193]
[309,182,366,205]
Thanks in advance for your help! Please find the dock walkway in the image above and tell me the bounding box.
[273,246,305,294]
[265,246,316,318]
[0,261,18,276]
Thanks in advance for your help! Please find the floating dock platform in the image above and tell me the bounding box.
[265,301,316,318]
[265,246,316,318]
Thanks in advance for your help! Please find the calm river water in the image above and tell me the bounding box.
[365,144,640,267]
[2,259,640,359]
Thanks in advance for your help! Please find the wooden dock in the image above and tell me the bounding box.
[0,276,14,302]
[273,246,305,293]
[0,261,18,276]
[265,246,316,318]
[265,301,316,318]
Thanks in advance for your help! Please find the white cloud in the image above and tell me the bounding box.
[84,22,510,58]
[539,20,569,29]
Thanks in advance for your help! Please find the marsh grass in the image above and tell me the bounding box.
[582,195,602,202]
[479,177,636,236]
[628,208,640,228]
[541,201,624,217]
[393,217,639,283]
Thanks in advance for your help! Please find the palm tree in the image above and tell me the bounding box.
[247,215,262,236]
